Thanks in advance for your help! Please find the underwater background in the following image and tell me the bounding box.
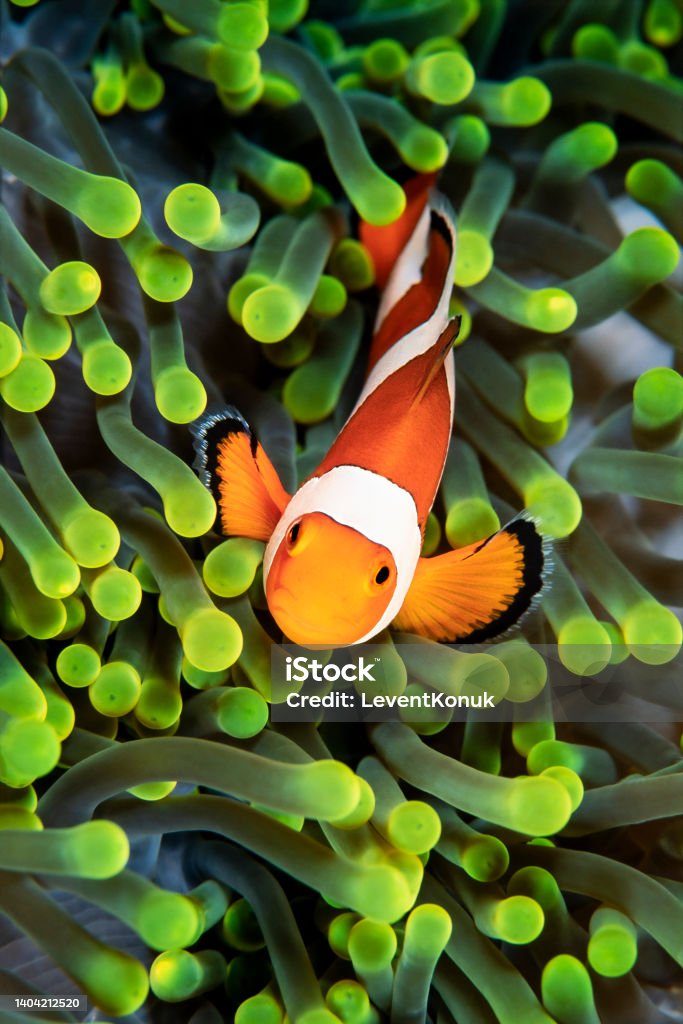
[0,0,682,1021]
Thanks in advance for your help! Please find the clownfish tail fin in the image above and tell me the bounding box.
[394,514,549,643]
[364,179,456,373]
[359,172,438,290]
[191,407,289,541]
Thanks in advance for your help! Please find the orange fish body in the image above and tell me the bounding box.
[193,180,545,647]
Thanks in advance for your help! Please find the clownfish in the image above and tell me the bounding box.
[192,175,545,647]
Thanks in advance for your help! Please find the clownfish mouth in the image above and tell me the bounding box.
[268,598,359,649]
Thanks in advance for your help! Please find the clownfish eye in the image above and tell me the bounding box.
[288,522,301,546]
[375,565,390,585]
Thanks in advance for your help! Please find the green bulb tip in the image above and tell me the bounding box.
[63,510,120,568]
[504,77,552,125]
[0,355,56,412]
[540,766,584,813]
[23,308,72,360]
[68,820,130,878]
[493,895,544,944]
[76,178,142,238]
[542,955,595,1014]
[557,617,612,676]
[386,800,442,854]
[525,478,582,539]
[165,184,221,245]
[82,341,132,395]
[446,500,500,550]
[139,891,200,950]
[462,835,510,882]
[90,567,142,621]
[163,486,216,538]
[0,323,22,377]
[181,607,243,672]
[136,245,193,302]
[588,925,638,977]
[525,288,577,333]
[242,284,302,343]
[455,231,494,287]
[269,163,313,208]
[353,177,406,228]
[411,51,475,105]
[572,122,618,167]
[217,3,269,49]
[33,552,81,600]
[126,66,165,111]
[618,227,680,282]
[155,367,207,424]
[56,643,102,687]
[0,718,61,784]
[89,661,142,716]
[203,538,265,597]
[508,775,572,836]
[217,687,269,739]
[622,601,682,664]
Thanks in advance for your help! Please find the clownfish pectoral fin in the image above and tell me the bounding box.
[359,173,438,290]
[410,316,462,408]
[191,408,290,540]
[393,517,546,643]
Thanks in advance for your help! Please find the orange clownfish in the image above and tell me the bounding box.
[193,177,545,647]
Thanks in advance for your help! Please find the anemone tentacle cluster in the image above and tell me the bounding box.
[0,0,682,1022]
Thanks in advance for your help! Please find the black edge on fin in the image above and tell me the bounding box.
[460,514,549,644]
[190,406,256,508]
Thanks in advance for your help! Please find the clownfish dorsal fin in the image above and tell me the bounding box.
[191,407,290,540]
[393,516,547,642]
[410,316,462,409]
